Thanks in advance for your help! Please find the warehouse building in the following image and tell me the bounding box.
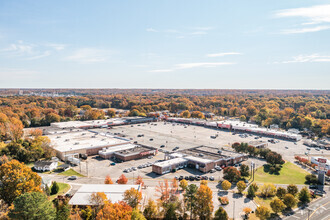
[249,140,268,148]
[50,117,156,130]
[165,117,302,141]
[98,143,157,161]
[47,130,130,160]
[152,146,247,174]
[69,184,141,206]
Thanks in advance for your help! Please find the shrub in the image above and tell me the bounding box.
[50,181,59,195]
[218,196,229,205]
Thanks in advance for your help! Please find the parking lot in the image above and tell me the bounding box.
[68,121,327,185]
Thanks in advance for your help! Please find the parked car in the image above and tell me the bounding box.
[179,176,184,180]
[132,167,137,171]
[68,176,77,180]
[195,176,201,181]
[189,176,195,181]
[210,169,216,173]
[160,145,165,148]
[184,176,189,180]
[215,166,222,171]
[202,176,208,180]
[149,138,153,141]
[110,162,116,166]
[209,176,215,181]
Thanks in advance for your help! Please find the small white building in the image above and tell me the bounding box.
[34,161,58,172]
[69,184,141,206]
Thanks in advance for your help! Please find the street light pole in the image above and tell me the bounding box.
[233,201,235,220]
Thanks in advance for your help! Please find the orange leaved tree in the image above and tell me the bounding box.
[117,174,128,184]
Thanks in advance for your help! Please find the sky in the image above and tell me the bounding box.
[0,0,329,89]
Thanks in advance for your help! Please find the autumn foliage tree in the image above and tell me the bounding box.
[221,180,231,191]
[96,201,132,220]
[123,188,142,208]
[270,198,286,214]
[0,159,42,204]
[196,184,214,220]
[117,174,128,184]
[223,167,241,182]
[255,206,271,220]
[104,175,113,184]
[135,175,144,187]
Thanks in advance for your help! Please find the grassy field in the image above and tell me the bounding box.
[57,168,85,177]
[254,162,309,185]
[49,182,71,200]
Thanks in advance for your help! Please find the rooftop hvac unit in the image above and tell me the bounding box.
[74,142,79,145]
[92,136,96,138]
[102,139,105,141]
[57,136,61,138]
[65,139,69,142]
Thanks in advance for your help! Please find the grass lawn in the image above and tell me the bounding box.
[254,162,309,185]
[57,168,85,177]
[49,182,71,200]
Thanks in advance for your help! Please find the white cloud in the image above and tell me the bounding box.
[65,48,109,63]
[190,31,207,35]
[275,4,330,24]
[207,52,242,57]
[25,51,51,60]
[146,28,158,32]
[149,69,174,73]
[150,62,234,72]
[279,54,330,63]
[281,25,330,34]
[274,4,330,34]
[1,41,67,60]
[45,43,66,51]
[191,27,214,31]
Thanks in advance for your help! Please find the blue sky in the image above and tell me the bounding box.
[0,0,329,89]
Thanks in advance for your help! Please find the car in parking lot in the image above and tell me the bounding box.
[215,166,222,171]
[149,138,153,141]
[132,167,137,171]
[179,176,183,180]
[202,176,208,180]
[209,176,215,181]
[309,185,318,189]
[189,176,195,181]
[184,176,189,180]
[110,162,116,166]
[195,176,201,181]
[68,176,77,180]
[160,145,165,148]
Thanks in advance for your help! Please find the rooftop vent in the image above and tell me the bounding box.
[65,139,69,142]
[74,142,79,145]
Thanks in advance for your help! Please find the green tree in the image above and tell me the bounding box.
[276,187,287,199]
[287,184,298,196]
[179,179,188,191]
[143,199,158,220]
[123,188,142,209]
[214,206,228,220]
[260,183,277,197]
[184,184,198,219]
[53,197,70,220]
[44,185,51,196]
[51,181,59,195]
[164,202,178,220]
[255,206,270,220]
[8,192,56,220]
[270,198,286,214]
[247,183,258,199]
[298,187,311,204]
[131,208,147,220]
[283,193,296,209]
[236,181,247,194]
[0,159,41,204]
[240,164,250,177]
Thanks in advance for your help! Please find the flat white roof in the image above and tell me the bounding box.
[98,143,138,156]
[51,118,127,129]
[154,158,188,168]
[69,184,140,206]
[184,155,213,164]
[48,130,130,153]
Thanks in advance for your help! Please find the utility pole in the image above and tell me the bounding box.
[233,201,236,220]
